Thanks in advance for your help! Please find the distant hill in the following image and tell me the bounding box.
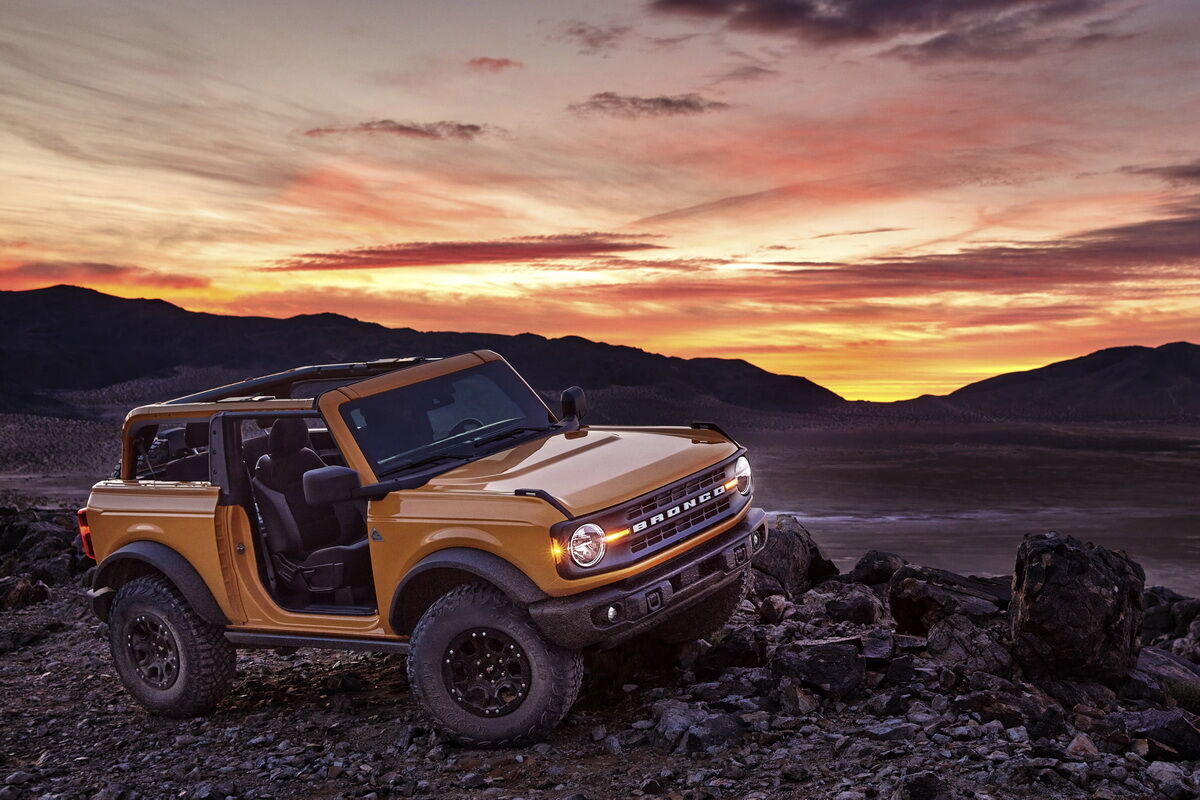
[2,286,1196,424]
[941,342,1200,421]
[0,285,843,423]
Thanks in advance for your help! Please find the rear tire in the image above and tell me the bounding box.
[108,575,235,717]
[657,568,751,644]
[407,584,582,746]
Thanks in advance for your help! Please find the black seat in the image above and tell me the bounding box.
[250,419,368,601]
[160,423,210,481]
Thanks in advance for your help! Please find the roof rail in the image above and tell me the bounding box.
[165,357,434,405]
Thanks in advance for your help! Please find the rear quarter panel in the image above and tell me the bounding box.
[86,480,245,624]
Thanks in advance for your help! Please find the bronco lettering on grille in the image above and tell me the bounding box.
[630,484,726,534]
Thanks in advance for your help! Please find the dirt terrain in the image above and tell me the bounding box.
[6,512,1200,800]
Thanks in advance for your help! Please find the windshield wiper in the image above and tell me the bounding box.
[472,425,555,449]
[380,452,471,477]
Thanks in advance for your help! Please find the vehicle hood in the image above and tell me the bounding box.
[425,426,739,516]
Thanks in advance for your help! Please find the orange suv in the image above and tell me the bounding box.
[80,350,765,743]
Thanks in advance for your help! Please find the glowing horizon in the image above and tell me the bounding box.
[2,0,1198,401]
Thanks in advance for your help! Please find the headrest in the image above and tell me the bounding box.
[184,422,209,449]
[132,424,158,448]
[269,418,311,457]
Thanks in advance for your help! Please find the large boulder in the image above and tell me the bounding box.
[0,574,51,611]
[822,582,886,625]
[751,515,837,599]
[887,565,1009,634]
[1170,618,1200,663]
[1124,646,1200,702]
[850,550,907,586]
[1143,586,1200,645]
[954,684,1066,739]
[1009,532,1144,684]
[926,614,1012,677]
[649,701,746,754]
[1102,708,1200,761]
[691,625,768,680]
[771,636,864,699]
[0,509,88,585]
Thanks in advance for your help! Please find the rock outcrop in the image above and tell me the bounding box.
[8,510,1200,799]
[772,636,865,699]
[0,507,88,589]
[1009,532,1145,684]
[0,574,51,611]
[750,514,838,599]
[887,565,1010,634]
[849,550,907,586]
[926,614,1012,677]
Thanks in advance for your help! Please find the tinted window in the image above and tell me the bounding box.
[341,361,553,477]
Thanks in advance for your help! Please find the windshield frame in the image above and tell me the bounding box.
[323,353,560,482]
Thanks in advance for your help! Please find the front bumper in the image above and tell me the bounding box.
[528,507,767,649]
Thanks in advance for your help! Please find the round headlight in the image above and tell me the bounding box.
[734,456,752,495]
[569,523,606,567]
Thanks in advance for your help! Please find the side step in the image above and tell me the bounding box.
[225,630,410,654]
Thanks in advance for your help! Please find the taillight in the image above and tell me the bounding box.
[76,508,96,561]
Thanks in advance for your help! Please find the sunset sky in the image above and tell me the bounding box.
[1,0,1198,400]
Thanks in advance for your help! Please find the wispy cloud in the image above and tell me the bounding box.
[813,227,907,239]
[303,119,494,141]
[568,91,729,118]
[467,57,524,73]
[710,64,779,84]
[557,21,633,54]
[1121,158,1200,186]
[0,260,208,289]
[266,233,665,271]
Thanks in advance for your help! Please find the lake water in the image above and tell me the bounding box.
[739,423,1200,594]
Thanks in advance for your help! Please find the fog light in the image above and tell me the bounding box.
[752,531,761,548]
[606,605,620,623]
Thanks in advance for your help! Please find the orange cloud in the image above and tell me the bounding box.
[0,260,208,291]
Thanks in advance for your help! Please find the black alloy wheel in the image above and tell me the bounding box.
[407,584,583,745]
[125,612,181,690]
[442,627,531,717]
[106,575,236,717]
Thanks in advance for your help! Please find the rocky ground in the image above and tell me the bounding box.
[6,509,1200,800]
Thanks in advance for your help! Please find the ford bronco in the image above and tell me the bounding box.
[79,350,766,743]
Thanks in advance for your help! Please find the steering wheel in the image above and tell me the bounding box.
[447,418,484,437]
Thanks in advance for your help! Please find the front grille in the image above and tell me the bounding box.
[629,495,732,553]
[625,464,726,522]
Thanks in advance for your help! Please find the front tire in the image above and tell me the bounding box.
[108,576,235,717]
[407,584,582,746]
[657,568,751,644]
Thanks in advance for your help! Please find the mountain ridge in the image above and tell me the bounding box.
[1,285,1196,422]
[0,285,843,421]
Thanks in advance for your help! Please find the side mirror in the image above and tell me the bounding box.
[560,386,587,423]
[303,465,361,505]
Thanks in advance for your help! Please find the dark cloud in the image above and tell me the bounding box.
[3,261,208,289]
[650,33,703,46]
[558,21,633,54]
[467,57,524,72]
[650,0,1116,62]
[711,64,780,83]
[1122,159,1200,187]
[568,92,730,118]
[266,233,665,272]
[304,119,492,141]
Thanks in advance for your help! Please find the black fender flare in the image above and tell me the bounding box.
[91,541,229,627]
[390,548,548,635]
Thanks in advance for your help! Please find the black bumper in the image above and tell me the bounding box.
[527,507,767,650]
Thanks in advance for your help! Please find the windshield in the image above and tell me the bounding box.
[339,360,555,478]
